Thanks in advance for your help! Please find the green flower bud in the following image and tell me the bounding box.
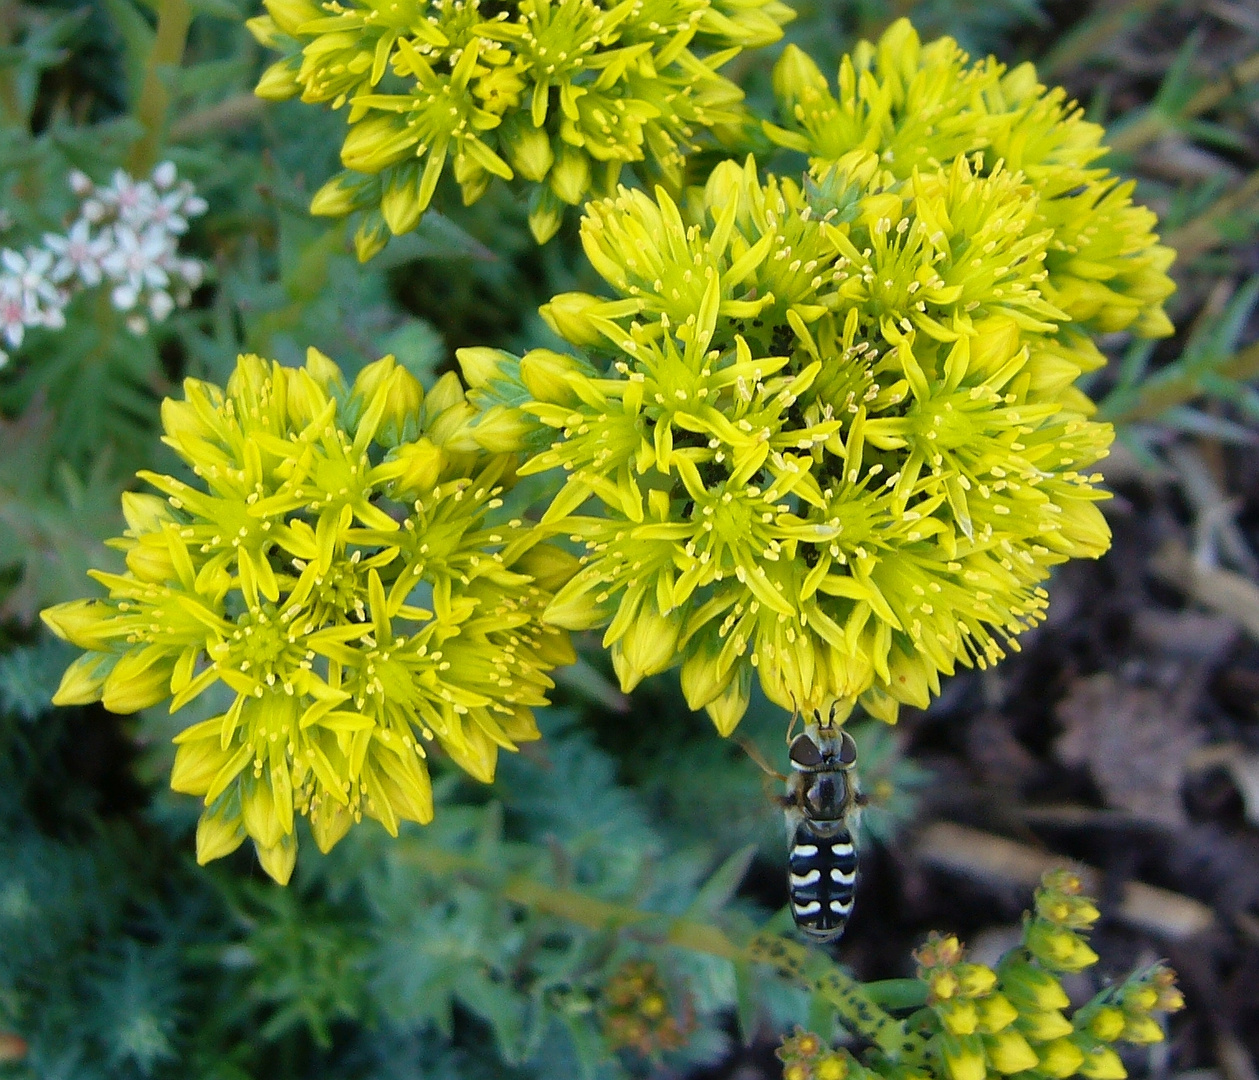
[610,596,682,692]
[528,187,565,245]
[120,492,173,535]
[1000,959,1071,1010]
[254,57,301,101]
[1015,1008,1074,1041]
[381,164,430,235]
[310,173,366,218]
[506,123,555,182]
[983,1030,1039,1074]
[102,646,175,713]
[50,651,113,706]
[262,0,320,33]
[539,292,608,348]
[42,599,120,652]
[1036,1038,1085,1078]
[975,994,1018,1034]
[1088,1007,1126,1042]
[705,664,751,736]
[1078,1044,1127,1080]
[469,405,532,453]
[1122,1015,1164,1044]
[1025,923,1100,972]
[940,1033,988,1080]
[519,348,588,403]
[457,346,516,390]
[680,631,736,712]
[550,146,591,206]
[773,44,829,111]
[255,832,297,887]
[354,214,390,263]
[956,964,998,998]
[937,1000,979,1037]
[195,797,247,865]
[341,115,413,174]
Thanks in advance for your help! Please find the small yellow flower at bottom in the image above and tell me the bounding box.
[42,349,576,883]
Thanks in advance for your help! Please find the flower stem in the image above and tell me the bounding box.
[399,841,926,1061]
[127,0,193,175]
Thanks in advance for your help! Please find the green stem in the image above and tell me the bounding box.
[399,842,926,1061]
[127,0,194,175]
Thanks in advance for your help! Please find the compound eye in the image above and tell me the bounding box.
[837,730,858,766]
[789,733,824,768]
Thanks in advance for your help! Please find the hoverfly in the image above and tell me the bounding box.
[783,725,860,942]
[741,721,862,943]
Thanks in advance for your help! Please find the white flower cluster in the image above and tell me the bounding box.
[0,161,207,367]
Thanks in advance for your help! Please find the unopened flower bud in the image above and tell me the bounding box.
[539,292,607,348]
[42,599,121,652]
[310,173,366,218]
[612,598,682,692]
[956,964,998,998]
[506,123,554,182]
[975,994,1018,1034]
[984,1029,1038,1074]
[1000,959,1071,1010]
[550,145,591,206]
[1025,923,1099,972]
[255,58,301,101]
[102,646,175,713]
[519,347,588,403]
[941,1032,988,1080]
[262,0,321,33]
[256,832,297,887]
[705,665,750,736]
[772,44,828,110]
[457,346,514,389]
[1078,1044,1127,1080]
[937,1000,979,1036]
[1036,1038,1085,1078]
[1014,1008,1074,1041]
[469,405,531,452]
[50,651,113,706]
[1088,1007,1126,1042]
[1122,1015,1164,1044]
[1124,986,1159,1013]
[196,800,247,864]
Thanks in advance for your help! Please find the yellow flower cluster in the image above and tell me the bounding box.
[767,19,1176,342]
[248,0,793,254]
[777,871,1183,1080]
[465,143,1122,732]
[42,351,575,883]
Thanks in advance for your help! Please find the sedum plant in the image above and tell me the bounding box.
[41,349,575,883]
[775,871,1184,1080]
[247,0,794,254]
[37,2,1177,908]
[462,156,1114,732]
[458,23,1177,734]
[765,20,1177,343]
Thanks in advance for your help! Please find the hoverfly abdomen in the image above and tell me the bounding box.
[785,726,859,944]
[788,821,857,940]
